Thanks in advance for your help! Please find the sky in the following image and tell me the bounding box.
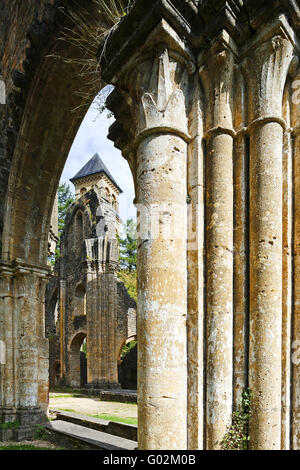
[60,91,136,225]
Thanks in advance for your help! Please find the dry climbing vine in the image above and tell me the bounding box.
[49,0,135,114]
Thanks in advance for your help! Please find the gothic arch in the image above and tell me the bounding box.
[1,4,107,265]
[117,335,137,363]
[68,331,87,388]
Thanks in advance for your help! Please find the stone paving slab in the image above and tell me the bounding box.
[45,420,137,450]
[49,408,137,441]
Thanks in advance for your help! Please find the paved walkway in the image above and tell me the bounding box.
[49,393,137,420]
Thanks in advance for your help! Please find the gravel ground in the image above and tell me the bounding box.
[49,393,137,420]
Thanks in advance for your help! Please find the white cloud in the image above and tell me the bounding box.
[60,100,136,224]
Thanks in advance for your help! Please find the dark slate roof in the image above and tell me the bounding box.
[70,153,122,193]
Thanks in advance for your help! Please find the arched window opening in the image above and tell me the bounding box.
[118,337,137,391]
[74,283,86,316]
[69,332,87,388]
[112,194,117,211]
[54,361,61,386]
[105,187,110,202]
[76,211,84,240]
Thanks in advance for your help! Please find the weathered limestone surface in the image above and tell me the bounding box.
[244,35,294,450]
[105,36,191,447]
[199,34,235,448]
[291,67,300,450]
[0,261,49,439]
[1,0,300,449]
[102,0,300,451]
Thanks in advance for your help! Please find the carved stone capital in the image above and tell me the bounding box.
[85,238,119,273]
[198,30,237,134]
[242,28,295,120]
[104,20,196,170]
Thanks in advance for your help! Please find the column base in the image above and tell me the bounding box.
[0,407,47,442]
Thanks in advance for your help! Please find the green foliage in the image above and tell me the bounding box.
[0,420,19,430]
[121,340,137,359]
[117,269,137,301]
[117,219,137,300]
[80,339,87,357]
[58,183,75,237]
[34,424,47,440]
[220,388,252,451]
[118,219,137,273]
[48,183,75,267]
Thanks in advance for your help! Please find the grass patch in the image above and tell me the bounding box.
[0,444,54,450]
[56,409,77,413]
[54,408,137,425]
[92,414,137,425]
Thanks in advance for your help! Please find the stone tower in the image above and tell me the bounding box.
[45,153,136,392]
[71,152,122,207]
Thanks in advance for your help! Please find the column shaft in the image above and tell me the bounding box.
[205,132,234,448]
[187,129,205,450]
[292,130,300,449]
[249,121,283,449]
[281,121,293,449]
[137,133,187,450]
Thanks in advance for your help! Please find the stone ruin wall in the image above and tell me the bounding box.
[45,187,137,390]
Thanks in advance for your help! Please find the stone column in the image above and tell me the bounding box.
[59,278,66,380]
[85,254,99,388]
[105,31,195,448]
[244,36,293,450]
[85,237,119,390]
[291,69,300,450]
[199,33,235,449]
[0,261,49,440]
[232,72,249,409]
[186,78,205,450]
[137,131,187,450]
[0,271,16,428]
[281,80,294,449]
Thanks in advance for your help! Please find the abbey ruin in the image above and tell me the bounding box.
[45,152,137,392]
[1,0,300,451]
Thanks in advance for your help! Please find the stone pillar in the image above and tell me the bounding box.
[199,33,235,449]
[59,278,66,380]
[85,237,119,390]
[281,79,294,449]
[232,71,249,410]
[0,261,49,440]
[244,36,293,450]
[291,69,300,450]
[134,48,192,450]
[137,132,187,450]
[186,78,205,450]
[104,27,194,448]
